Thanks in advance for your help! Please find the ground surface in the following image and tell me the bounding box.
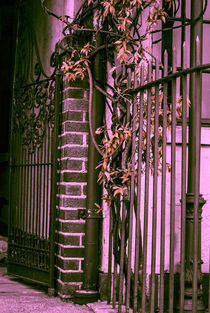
[0,237,118,313]
[0,268,93,313]
[0,267,119,313]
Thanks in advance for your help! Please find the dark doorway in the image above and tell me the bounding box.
[0,0,17,237]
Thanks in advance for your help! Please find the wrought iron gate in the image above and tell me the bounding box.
[7,1,61,290]
[8,76,60,289]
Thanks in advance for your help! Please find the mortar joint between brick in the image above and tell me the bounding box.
[58,195,86,200]
[57,218,86,224]
[56,231,85,236]
[60,144,88,149]
[57,207,80,211]
[58,182,87,185]
[60,156,88,161]
[57,279,83,287]
[57,243,85,249]
[56,265,84,274]
[56,254,84,261]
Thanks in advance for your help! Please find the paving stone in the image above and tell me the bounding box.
[0,270,122,313]
[0,273,92,313]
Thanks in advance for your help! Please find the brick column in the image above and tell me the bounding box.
[55,79,89,299]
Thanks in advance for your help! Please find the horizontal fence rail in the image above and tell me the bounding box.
[105,39,210,312]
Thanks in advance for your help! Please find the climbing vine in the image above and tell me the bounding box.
[49,0,184,209]
[41,0,189,208]
[41,0,189,305]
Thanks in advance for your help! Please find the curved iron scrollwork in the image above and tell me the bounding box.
[13,79,55,152]
[15,0,60,88]
[12,0,61,152]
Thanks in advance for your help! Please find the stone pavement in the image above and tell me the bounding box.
[0,267,118,313]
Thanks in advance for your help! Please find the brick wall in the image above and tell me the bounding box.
[55,78,89,299]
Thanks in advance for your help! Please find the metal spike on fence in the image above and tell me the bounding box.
[126,66,137,312]
[141,61,152,313]
[192,35,201,313]
[196,36,200,66]
[133,64,144,313]
[179,41,187,313]
[150,58,160,313]
[159,49,168,313]
[169,46,177,313]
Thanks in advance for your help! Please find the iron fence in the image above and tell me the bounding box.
[105,38,210,313]
[8,76,60,291]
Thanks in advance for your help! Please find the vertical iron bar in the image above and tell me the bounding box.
[23,149,27,234]
[40,138,43,239]
[16,133,19,234]
[21,144,25,235]
[119,74,130,310]
[32,148,35,265]
[180,42,187,313]
[20,136,24,239]
[34,148,38,236]
[185,15,205,312]
[133,66,144,313]
[39,145,42,238]
[8,126,14,260]
[47,126,52,238]
[49,76,60,290]
[45,124,50,239]
[159,50,168,313]
[48,117,52,239]
[17,132,21,242]
[14,134,18,235]
[42,126,47,239]
[141,61,152,313]
[113,203,119,308]
[15,127,19,239]
[44,124,49,267]
[192,36,201,313]
[118,201,126,313]
[181,0,186,69]
[185,2,204,307]
[169,47,177,313]
[32,149,36,236]
[14,133,17,242]
[36,146,39,236]
[188,0,203,192]
[13,133,18,239]
[26,143,29,235]
[29,151,33,265]
[29,150,33,235]
[150,60,159,313]
[11,145,16,239]
[112,257,117,308]
[42,130,46,238]
[107,204,113,304]
[126,71,137,313]
[112,207,119,309]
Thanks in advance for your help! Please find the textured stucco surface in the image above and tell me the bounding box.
[101,127,210,274]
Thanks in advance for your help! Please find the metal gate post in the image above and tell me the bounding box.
[184,0,205,311]
[48,74,61,296]
[73,32,104,304]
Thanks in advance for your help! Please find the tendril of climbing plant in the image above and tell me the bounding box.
[42,0,190,212]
